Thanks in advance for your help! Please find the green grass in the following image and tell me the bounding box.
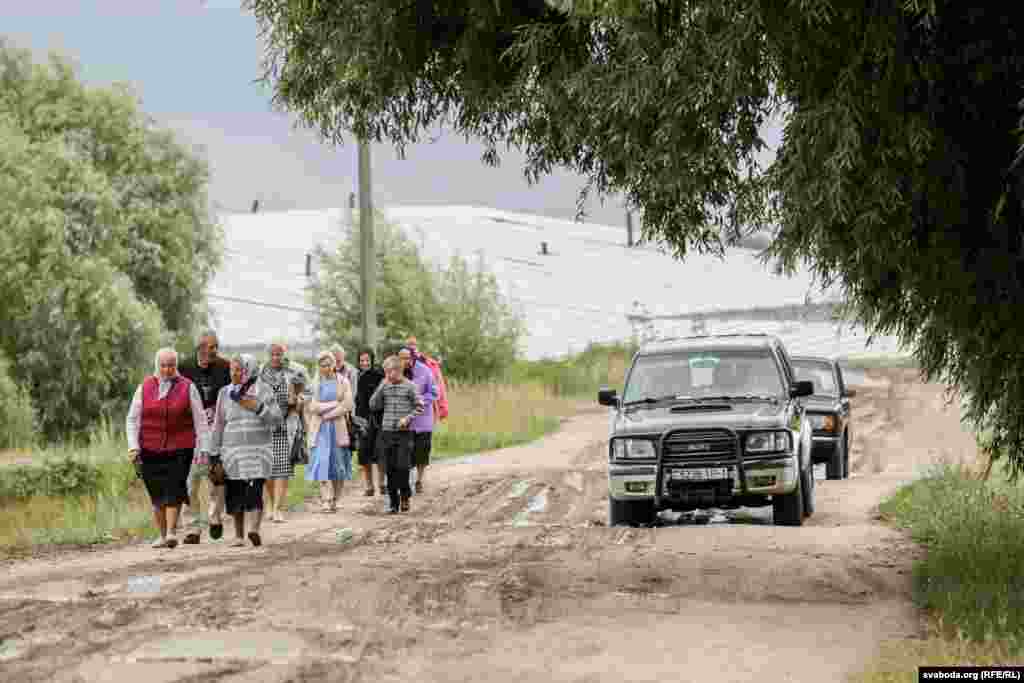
[877,460,1024,647]
[430,414,563,456]
[850,459,1024,680]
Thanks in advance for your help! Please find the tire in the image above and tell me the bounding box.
[842,433,851,479]
[801,461,815,518]
[826,440,844,480]
[608,498,656,527]
[773,475,804,526]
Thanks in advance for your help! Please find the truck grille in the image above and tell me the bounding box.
[662,429,737,461]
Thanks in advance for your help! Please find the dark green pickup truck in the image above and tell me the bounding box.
[597,334,817,527]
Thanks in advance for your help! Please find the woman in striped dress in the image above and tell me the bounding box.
[259,341,301,522]
[209,353,283,547]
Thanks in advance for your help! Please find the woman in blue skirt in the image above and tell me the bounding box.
[304,350,354,512]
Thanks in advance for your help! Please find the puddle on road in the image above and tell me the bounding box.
[0,638,23,660]
[126,576,162,595]
[508,480,531,498]
[125,630,354,664]
[526,490,548,513]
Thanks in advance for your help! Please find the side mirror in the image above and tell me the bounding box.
[598,386,619,407]
[843,388,857,398]
[790,380,814,398]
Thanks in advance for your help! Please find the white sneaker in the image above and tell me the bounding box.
[151,537,167,548]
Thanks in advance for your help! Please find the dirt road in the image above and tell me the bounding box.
[0,368,981,683]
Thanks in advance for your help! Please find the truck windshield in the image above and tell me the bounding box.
[622,350,785,403]
[791,360,838,395]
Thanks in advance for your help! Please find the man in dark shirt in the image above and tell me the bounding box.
[177,331,232,543]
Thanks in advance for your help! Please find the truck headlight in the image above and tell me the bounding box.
[611,439,656,460]
[808,414,837,432]
[745,431,791,454]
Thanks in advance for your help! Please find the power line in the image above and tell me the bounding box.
[207,293,316,314]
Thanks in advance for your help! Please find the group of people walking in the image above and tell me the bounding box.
[126,331,448,549]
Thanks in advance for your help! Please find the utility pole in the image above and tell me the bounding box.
[358,138,377,352]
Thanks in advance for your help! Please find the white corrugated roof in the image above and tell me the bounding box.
[207,205,855,359]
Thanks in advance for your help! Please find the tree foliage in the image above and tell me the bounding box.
[0,40,223,336]
[308,211,523,381]
[432,253,525,382]
[0,40,220,441]
[249,1,1024,475]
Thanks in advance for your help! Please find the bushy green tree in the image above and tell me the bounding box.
[309,211,441,354]
[432,253,524,382]
[248,1,1024,474]
[0,41,219,441]
[309,211,524,381]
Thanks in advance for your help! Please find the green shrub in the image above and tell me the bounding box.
[0,457,103,501]
[0,351,35,449]
[879,462,1024,646]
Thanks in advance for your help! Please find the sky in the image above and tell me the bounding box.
[4,1,784,230]
[2,0,645,225]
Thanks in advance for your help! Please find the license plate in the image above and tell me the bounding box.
[670,467,732,482]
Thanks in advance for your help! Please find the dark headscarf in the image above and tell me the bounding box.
[358,347,378,369]
[355,348,385,419]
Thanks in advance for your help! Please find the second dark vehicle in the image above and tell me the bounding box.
[789,356,855,480]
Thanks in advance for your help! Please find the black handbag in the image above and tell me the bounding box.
[209,457,226,486]
[345,413,363,449]
[290,412,309,465]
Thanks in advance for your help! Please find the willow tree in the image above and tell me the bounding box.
[247,1,1024,474]
[0,41,222,440]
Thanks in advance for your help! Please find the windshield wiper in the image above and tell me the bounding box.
[699,394,779,402]
[623,394,696,407]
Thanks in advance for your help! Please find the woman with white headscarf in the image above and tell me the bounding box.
[209,353,283,547]
[258,340,305,522]
[126,348,211,549]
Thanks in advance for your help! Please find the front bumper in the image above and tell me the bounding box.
[608,455,799,502]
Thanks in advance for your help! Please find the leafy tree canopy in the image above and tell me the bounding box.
[310,211,523,382]
[249,0,1024,475]
[0,39,223,336]
[0,40,221,440]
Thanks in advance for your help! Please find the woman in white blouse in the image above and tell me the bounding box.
[126,348,210,548]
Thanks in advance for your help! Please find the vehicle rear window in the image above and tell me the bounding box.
[791,361,837,395]
[623,350,785,402]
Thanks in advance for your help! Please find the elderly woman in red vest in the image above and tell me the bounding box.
[126,347,211,549]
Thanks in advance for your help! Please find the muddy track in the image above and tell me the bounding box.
[0,368,980,682]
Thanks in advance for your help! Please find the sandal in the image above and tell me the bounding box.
[364,488,374,497]
[230,539,246,547]
[248,532,262,547]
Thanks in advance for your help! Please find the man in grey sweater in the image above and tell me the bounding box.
[369,355,425,513]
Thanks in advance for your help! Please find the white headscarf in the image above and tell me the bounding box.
[153,348,180,399]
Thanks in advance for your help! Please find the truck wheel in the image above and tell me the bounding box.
[826,440,844,480]
[801,463,815,518]
[842,433,851,479]
[773,476,804,526]
[608,498,656,527]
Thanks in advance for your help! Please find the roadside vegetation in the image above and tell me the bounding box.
[853,455,1024,680]
[0,342,634,553]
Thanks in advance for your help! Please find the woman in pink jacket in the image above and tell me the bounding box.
[304,350,354,512]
